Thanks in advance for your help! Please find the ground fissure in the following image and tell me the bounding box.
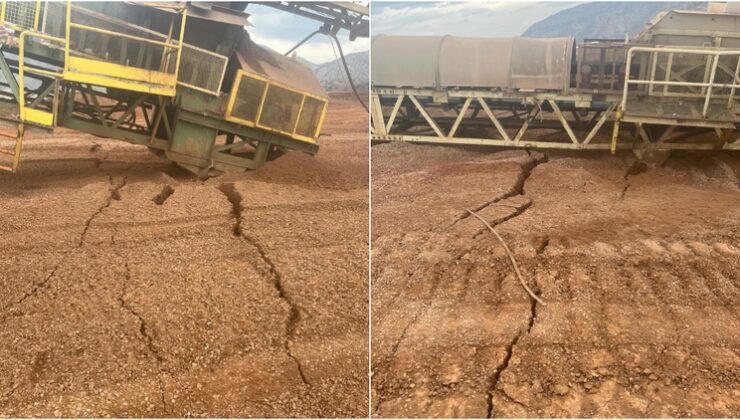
[218,182,309,386]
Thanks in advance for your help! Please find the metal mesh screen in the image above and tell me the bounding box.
[228,72,327,141]
[4,1,37,29]
[295,97,325,138]
[178,44,227,95]
[232,75,266,122]
[259,85,303,133]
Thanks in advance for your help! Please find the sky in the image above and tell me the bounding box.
[245,3,370,65]
[371,1,583,38]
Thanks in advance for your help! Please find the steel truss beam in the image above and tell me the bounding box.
[371,87,740,151]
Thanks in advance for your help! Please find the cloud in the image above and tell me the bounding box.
[249,32,369,65]
[246,4,369,64]
[371,1,581,38]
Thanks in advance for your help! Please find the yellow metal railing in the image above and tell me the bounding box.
[225,70,328,143]
[18,31,64,126]
[62,1,187,96]
[10,1,187,98]
[11,0,188,127]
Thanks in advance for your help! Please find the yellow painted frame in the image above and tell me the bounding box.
[61,1,187,97]
[224,69,329,143]
[14,1,189,125]
[18,31,64,126]
[65,56,177,96]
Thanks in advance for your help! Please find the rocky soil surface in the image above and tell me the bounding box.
[372,140,740,418]
[0,94,368,418]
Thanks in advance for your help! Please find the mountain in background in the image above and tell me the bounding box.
[523,2,706,40]
[299,51,369,92]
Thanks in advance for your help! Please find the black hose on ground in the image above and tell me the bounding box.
[329,33,368,112]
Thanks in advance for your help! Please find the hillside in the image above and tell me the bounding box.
[305,51,369,92]
[523,2,706,40]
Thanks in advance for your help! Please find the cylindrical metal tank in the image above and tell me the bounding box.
[372,35,575,92]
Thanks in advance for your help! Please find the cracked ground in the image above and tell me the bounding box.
[0,93,368,417]
[371,139,740,417]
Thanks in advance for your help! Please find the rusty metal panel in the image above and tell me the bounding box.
[236,33,326,99]
[371,35,441,88]
[372,34,574,92]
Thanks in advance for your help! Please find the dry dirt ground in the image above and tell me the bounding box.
[371,138,740,417]
[0,93,368,418]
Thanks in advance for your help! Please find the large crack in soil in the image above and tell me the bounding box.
[79,176,126,246]
[372,264,453,413]
[463,153,548,417]
[1,260,64,318]
[619,160,647,201]
[482,156,546,417]
[486,275,541,418]
[375,153,550,415]
[1,175,128,319]
[117,260,168,414]
[472,199,532,239]
[218,183,309,385]
[453,152,548,225]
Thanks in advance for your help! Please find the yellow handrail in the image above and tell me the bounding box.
[172,8,187,83]
[33,0,40,30]
[18,31,65,123]
[15,0,190,124]
[69,22,179,50]
[63,0,187,80]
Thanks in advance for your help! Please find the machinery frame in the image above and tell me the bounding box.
[371,86,740,151]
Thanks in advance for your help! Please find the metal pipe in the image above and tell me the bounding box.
[18,31,65,120]
[628,46,740,56]
[729,55,740,109]
[702,54,720,118]
[648,50,659,95]
[292,96,306,135]
[628,79,740,89]
[64,0,71,72]
[621,48,633,114]
[32,0,41,30]
[18,31,25,120]
[664,52,673,95]
[173,8,187,79]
